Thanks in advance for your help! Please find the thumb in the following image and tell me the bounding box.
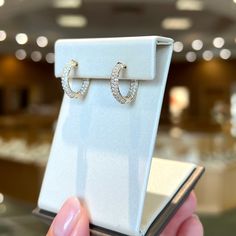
[47,197,90,236]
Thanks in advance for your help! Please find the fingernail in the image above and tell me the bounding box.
[192,214,200,220]
[53,197,81,236]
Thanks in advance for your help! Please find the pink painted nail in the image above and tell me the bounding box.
[53,197,81,236]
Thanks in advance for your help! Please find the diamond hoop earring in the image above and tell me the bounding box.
[110,62,139,104]
[61,60,90,99]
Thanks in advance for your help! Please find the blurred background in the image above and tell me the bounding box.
[0,0,236,235]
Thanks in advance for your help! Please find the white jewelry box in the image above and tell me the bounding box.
[34,36,204,236]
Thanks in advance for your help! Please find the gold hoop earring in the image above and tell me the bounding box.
[110,62,139,104]
[61,60,90,99]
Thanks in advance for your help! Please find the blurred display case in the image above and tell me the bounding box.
[155,128,236,214]
[0,104,57,203]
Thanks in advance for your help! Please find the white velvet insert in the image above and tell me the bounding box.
[140,158,196,235]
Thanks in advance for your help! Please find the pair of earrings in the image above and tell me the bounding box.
[61,60,139,104]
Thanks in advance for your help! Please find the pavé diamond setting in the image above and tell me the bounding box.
[110,62,139,104]
[61,60,90,99]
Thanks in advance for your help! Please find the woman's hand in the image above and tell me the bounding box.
[46,197,89,236]
[47,192,203,236]
[160,192,203,236]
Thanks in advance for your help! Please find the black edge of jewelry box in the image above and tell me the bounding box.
[33,166,204,236]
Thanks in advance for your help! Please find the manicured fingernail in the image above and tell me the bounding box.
[192,214,200,220]
[53,197,81,236]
